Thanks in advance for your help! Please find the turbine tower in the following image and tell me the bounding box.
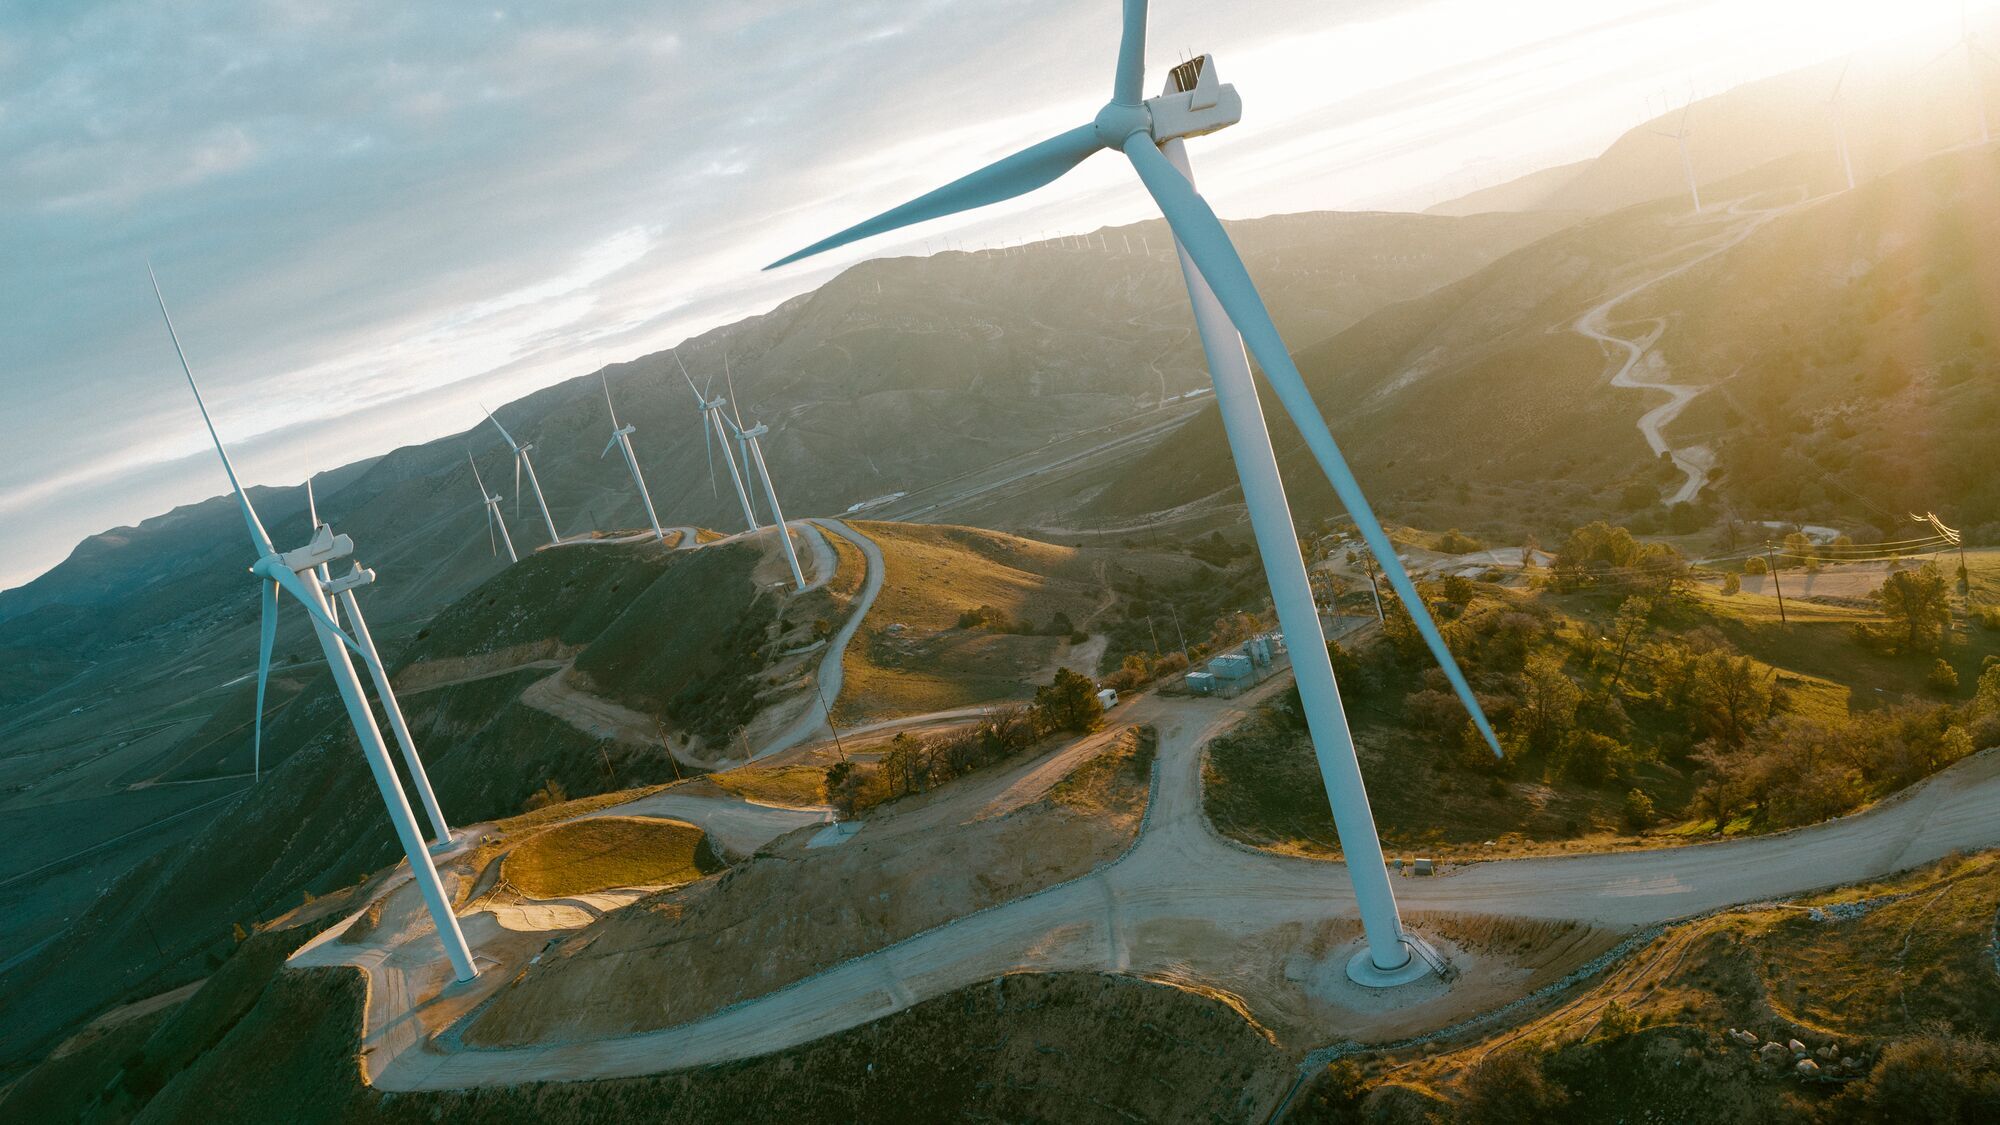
[767,0,1504,986]
[1937,8,1995,145]
[599,375,665,541]
[308,481,454,848]
[720,366,807,591]
[482,405,561,545]
[468,453,518,564]
[1827,60,1856,192]
[676,352,759,532]
[1650,102,1702,213]
[150,266,475,982]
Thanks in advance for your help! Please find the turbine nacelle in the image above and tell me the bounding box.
[277,522,355,574]
[1093,54,1240,150]
[739,421,769,440]
[321,561,377,595]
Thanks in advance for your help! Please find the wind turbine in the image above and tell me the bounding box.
[482,405,561,545]
[719,364,807,591]
[1827,59,1856,192]
[1935,5,1995,145]
[307,486,455,849]
[676,352,760,533]
[150,266,475,982]
[468,453,518,564]
[766,0,1503,986]
[1650,101,1702,213]
[599,374,665,541]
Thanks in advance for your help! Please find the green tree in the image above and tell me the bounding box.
[1622,787,1656,831]
[1514,651,1582,752]
[1033,667,1104,734]
[1876,562,1953,654]
[1688,651,1775,745]
[1603,596,1655,690]
[1928,658,1961,695]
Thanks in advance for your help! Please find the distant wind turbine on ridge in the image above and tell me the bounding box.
[720,361,807,591]
[599,374,665,541]
[482,405,561,545]
[1933,5,1995,145]
[1650,101,1702,213]
[766,0,1503,986]
[676,351,759,533]
[150,264,476,982]
[468,453,518,564]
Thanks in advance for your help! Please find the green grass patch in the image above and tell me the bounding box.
[500,816,720,898]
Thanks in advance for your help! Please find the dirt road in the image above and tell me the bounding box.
[1574,194,1795,505]
[754,519,883,759]
[309,674,2000,1091]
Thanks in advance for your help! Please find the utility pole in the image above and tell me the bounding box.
[1359,555,1385,623]
[814,680,848,761]
[1146,616,1161,657]
[654,721,684,781]
[1765,543,1787,625]
[1166,602,1192,663]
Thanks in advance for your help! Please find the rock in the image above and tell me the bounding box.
[1841,1057,1859,1071]
[1760,1042,1790,1065]
[1730,1029,1760,1046]
[1787,1038,1807,1056]
[1817,1045,1838,1060]
[1797,1058,1821,1077]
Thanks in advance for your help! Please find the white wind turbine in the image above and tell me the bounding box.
[307,483,455,849]
[719,364,807,591]
[766,0,1503,986]
[1935,5,1995,146]
[482,405,561,545]
[150,266,476,982]
[1650,101,1702,213]
[676,352,760,533]
[468,453,518,564]
[599,375,665,541]
[1827,59,1856,192]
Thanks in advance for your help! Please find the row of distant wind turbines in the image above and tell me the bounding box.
[469,355,805,589]
[149,0,2000,994]
[1657,15,1996,215]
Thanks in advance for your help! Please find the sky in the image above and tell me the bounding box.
[0,0,1981,591]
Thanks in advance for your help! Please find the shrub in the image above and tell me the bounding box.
[1436,528,1486,554]
[1928,659,1961,695]
[1459,1048,1568,1125]
[1743,555,1768,575]
[1848,1026,2000,1123]
[521,778,569,813]
[1034,667,1105,734]
[1621,788,1656,831]
[1720,572,1741,596]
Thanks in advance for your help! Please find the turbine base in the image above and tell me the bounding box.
[1344,935,1445,989]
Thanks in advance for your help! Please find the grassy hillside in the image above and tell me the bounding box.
[500,816,720,899]
[1208,525,1999,859]
[1294,852,2000,1123]
[0,540,776,1074]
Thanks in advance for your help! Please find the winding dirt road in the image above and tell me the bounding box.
[1575,195,1795,505]
[753,519,884,760]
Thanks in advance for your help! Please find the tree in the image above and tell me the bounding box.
[1876,562,1953,654]
[1928,659,1960,695]
[1688,652,1775,745]
[1603,596,1655,690]
[1033,667,1104,734]
[825,761,863,818]
[883,734,925,796]
[1514,651,1583,752]
[1721,571,1741,596]
[1743,555,1768,575]
[1784,530,1817,572]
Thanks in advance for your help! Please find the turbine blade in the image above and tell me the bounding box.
[1123,140,1502,757]
[673,349,703,400]
[764,123,1103,269]
[467,451,488,495]
[305,477,320,528]
[255,579,277,778]
[1113,0,1149,105]
[602,373,620,427]
[481,403,519,451]
[602,433,619,459]
[148,263,276,557]
[260,561,359,654]
[487,508,498,556]
[514,454,523,518]
[724,354,746,427]
[1832,56,1851,99]
[704,412,718,499]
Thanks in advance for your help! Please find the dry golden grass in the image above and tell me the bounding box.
[852,521,1100,633]
[707,760,832,808]
[500,816,719,898]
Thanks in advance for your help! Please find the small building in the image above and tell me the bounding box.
[1096,688,1118,711]
[1208,653,1254,684]
[1184,671,1217,695]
